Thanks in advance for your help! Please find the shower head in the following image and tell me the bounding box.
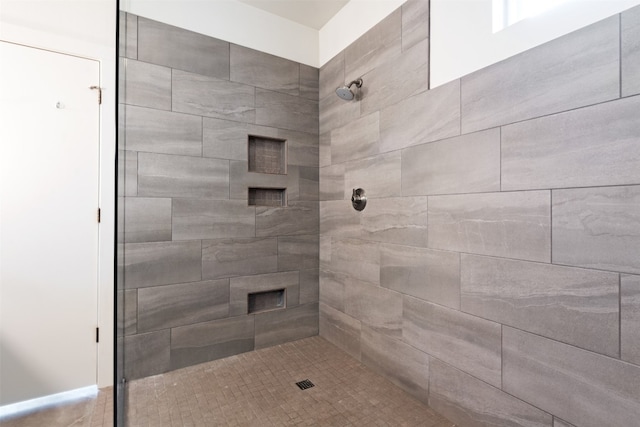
[336,78,363,101]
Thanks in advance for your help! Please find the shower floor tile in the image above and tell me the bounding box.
[126,336,454,426]
[1,336,454,426]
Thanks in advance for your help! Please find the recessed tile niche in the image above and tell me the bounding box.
[248,289,285,314]
[247,135,287,206]
[248,187,286,207]
[248,135,286,174]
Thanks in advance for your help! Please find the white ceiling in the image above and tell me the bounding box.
[236,0,350,30]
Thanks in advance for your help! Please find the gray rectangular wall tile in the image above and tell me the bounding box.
[622,5,640,97]
[117,243,125,289]
[123,197,172,243]
[125,106,202,156]
[319,52,344,101]
[360,39,429,115]
[461,16,619,133]
[121,289,137,336]
[622,275,640,365]
[172,199,255,241]
[461,254,619,357]
[202,237,278,280]
[319,200,360,237]
[172,69,255,123]
[344,152,401,199]
[170,316,254,370]
[429,359,553,427]
[319,269,345,312]
[428,191,551,262]
[255,88,318,134]
[319,302,361,360]
[137,279,229,332]
[229,271,299,316]
[320,164,344,202]
[345,8,402,83]
[299,64,319,101]
[361,325,429,402]
[124,330,171,380]
[360,196,429,247]
[118,149,138,197]
[552,185,640,274]
[254,303,319,349]
[401,0,430,52]
[278,235,319,271]
[502,96,640,191]
[138,152,229,199]
[345,279,402,338]
[119,57,126,102]
[330,112,379,165]
[296,166,319,202]
[256,201,318,237]
[381,244,460,309]
[124,59,171,110]
[554,419,576,427]
[320,235,331,269]
[230,44,299,95]
[138,17,229,79]
[380,79,460,154]
[203,118,249,161]
[402,128,500,196]
[121,12,137,60]
[503,327,640,427]
[331,238,380,285]
[299,268,319,305]
[403,296,502,387]
[124,241,202,289]
[284,129,319,168]
[319,85,361,135]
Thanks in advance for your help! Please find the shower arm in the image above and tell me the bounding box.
[347,78,363,89]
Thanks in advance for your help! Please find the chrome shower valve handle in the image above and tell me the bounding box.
[351,188,367,211]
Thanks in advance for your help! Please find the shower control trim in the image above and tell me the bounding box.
[351,188,367,211]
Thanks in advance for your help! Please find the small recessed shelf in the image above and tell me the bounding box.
[248,135,286,175]
[248,188,286,207]
[248,289,285,314]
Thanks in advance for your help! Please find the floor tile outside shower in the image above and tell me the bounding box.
[2,337,454,426]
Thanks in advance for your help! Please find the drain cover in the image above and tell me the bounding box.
[295,379,315,390]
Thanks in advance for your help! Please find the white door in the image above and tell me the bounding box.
[0,41,100,406]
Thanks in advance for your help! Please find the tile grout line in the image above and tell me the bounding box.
[619,13,623,99]
[500,324,504,390]
[550,189,553,264]
[499,126,502,192]
[619,273,622,359]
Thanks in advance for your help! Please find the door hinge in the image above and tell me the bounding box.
[89,86,102,104]
[97,208,101,223]
[96,327,99,343]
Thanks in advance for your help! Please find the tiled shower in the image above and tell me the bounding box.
[117,1,640,426]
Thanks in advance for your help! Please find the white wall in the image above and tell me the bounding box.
[318,0,406,65]
[431,0,640,87]
[122,0,406,68]
[0,0,116,389]
[122,0,319,67]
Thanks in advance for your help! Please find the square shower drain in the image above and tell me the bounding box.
[295,379,315,390]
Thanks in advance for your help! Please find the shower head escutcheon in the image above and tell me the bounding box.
[336,78,363,101]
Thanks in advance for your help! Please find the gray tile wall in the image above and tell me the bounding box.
[319,1,640,425]
[120,14,318,380]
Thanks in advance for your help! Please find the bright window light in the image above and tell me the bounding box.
[493,0,570,32]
